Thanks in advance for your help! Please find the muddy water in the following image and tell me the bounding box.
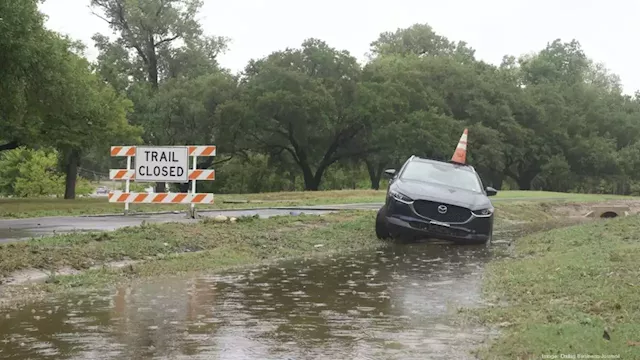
[0,233,524,359]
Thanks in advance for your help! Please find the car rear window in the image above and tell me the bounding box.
[400,161,482,192]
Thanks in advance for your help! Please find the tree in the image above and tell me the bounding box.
[91,0,229,192]
[91,0,206,89]
[0,147,62,197]
[0,1,60,152]
[39,36,141,199]
[0,147,95,198]
[148,71,239,191]
[369,23,476,63]
[220,39,378,190]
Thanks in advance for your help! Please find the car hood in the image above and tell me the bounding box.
[391,179,492,210]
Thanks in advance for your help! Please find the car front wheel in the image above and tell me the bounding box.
[375,205,391,240]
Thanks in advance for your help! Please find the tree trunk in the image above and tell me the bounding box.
[289,174,296,191]
[302,168,320,191]
[155,182,167,193]
[490,173,504,190]
[64,149,81,200]
[178,182,191,192]
[365,160,384,190]
[0,141,19,152]
[147,38,159,90]
[300,163,329,191]
[517,175,535,191]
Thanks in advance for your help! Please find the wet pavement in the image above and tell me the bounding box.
[0,240,502,360]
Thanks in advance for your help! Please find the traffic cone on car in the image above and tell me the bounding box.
[451,128,468,164]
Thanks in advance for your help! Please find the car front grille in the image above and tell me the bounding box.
[412,200,471,223]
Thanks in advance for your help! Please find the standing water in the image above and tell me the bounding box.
[0,240,504,359]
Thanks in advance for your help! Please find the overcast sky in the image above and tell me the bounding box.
[39,0,640,94]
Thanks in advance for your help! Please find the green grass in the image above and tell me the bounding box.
[0,190,385,218]
[492,190,635,202]
[467,215,640,359]
[1,190,635,219]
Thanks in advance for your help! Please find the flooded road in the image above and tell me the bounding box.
[0,237,507,360]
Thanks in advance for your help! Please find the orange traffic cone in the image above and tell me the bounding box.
[451,128,468,164]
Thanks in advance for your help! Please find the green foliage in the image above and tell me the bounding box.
[129,182,151,192]
[199,154,297,194]
[218,38,370,190]
[0,0,47,145]
[4,5,640,196]
[0,147,92,197]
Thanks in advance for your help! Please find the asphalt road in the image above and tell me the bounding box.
[0,203,382,243]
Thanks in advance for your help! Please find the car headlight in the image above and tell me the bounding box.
[389,190,414,204]
[472,207,494,217]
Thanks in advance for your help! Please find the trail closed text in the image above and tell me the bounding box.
[135,146,189,183]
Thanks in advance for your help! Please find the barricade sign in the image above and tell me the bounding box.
[135,146,189,183]
[109,145,216,217]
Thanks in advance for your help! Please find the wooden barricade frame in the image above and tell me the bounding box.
[109,145,216,217]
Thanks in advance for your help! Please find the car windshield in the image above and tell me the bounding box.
[400,161,483,192]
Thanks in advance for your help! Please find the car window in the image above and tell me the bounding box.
[400,161,483,192]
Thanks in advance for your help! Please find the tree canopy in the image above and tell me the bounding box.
[3,3,640,197]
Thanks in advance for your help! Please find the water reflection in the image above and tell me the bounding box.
[0,243,495,359]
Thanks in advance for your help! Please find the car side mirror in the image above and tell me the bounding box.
[485,186,498,197]
[383,169,396,178]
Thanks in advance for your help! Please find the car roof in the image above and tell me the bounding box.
[407,155,477,173]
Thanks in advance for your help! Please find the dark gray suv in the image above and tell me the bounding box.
[375,155,498,245]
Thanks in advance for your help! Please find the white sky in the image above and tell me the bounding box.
[39,0,640,94]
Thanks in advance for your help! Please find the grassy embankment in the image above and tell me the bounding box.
[0,189,635,219]
[0,190,384,218]
[0,210,376,308]
[0,197,569,297]
[0,211,373,286]
[0,193,626,324]
[468,214,640,359]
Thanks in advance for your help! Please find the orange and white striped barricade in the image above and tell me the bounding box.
[109,145,216,217]
[108,191,215,204]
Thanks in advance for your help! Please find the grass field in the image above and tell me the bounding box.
[0,190,384,218]
[0,190,636,219]
[467,214,640,359]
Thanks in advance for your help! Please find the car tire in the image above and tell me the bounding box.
[375,205,391,240]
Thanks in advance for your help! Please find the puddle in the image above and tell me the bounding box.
[0,219,579,359]
[0,244,496,359]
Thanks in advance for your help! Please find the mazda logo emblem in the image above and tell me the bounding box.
[438,205,448,214]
